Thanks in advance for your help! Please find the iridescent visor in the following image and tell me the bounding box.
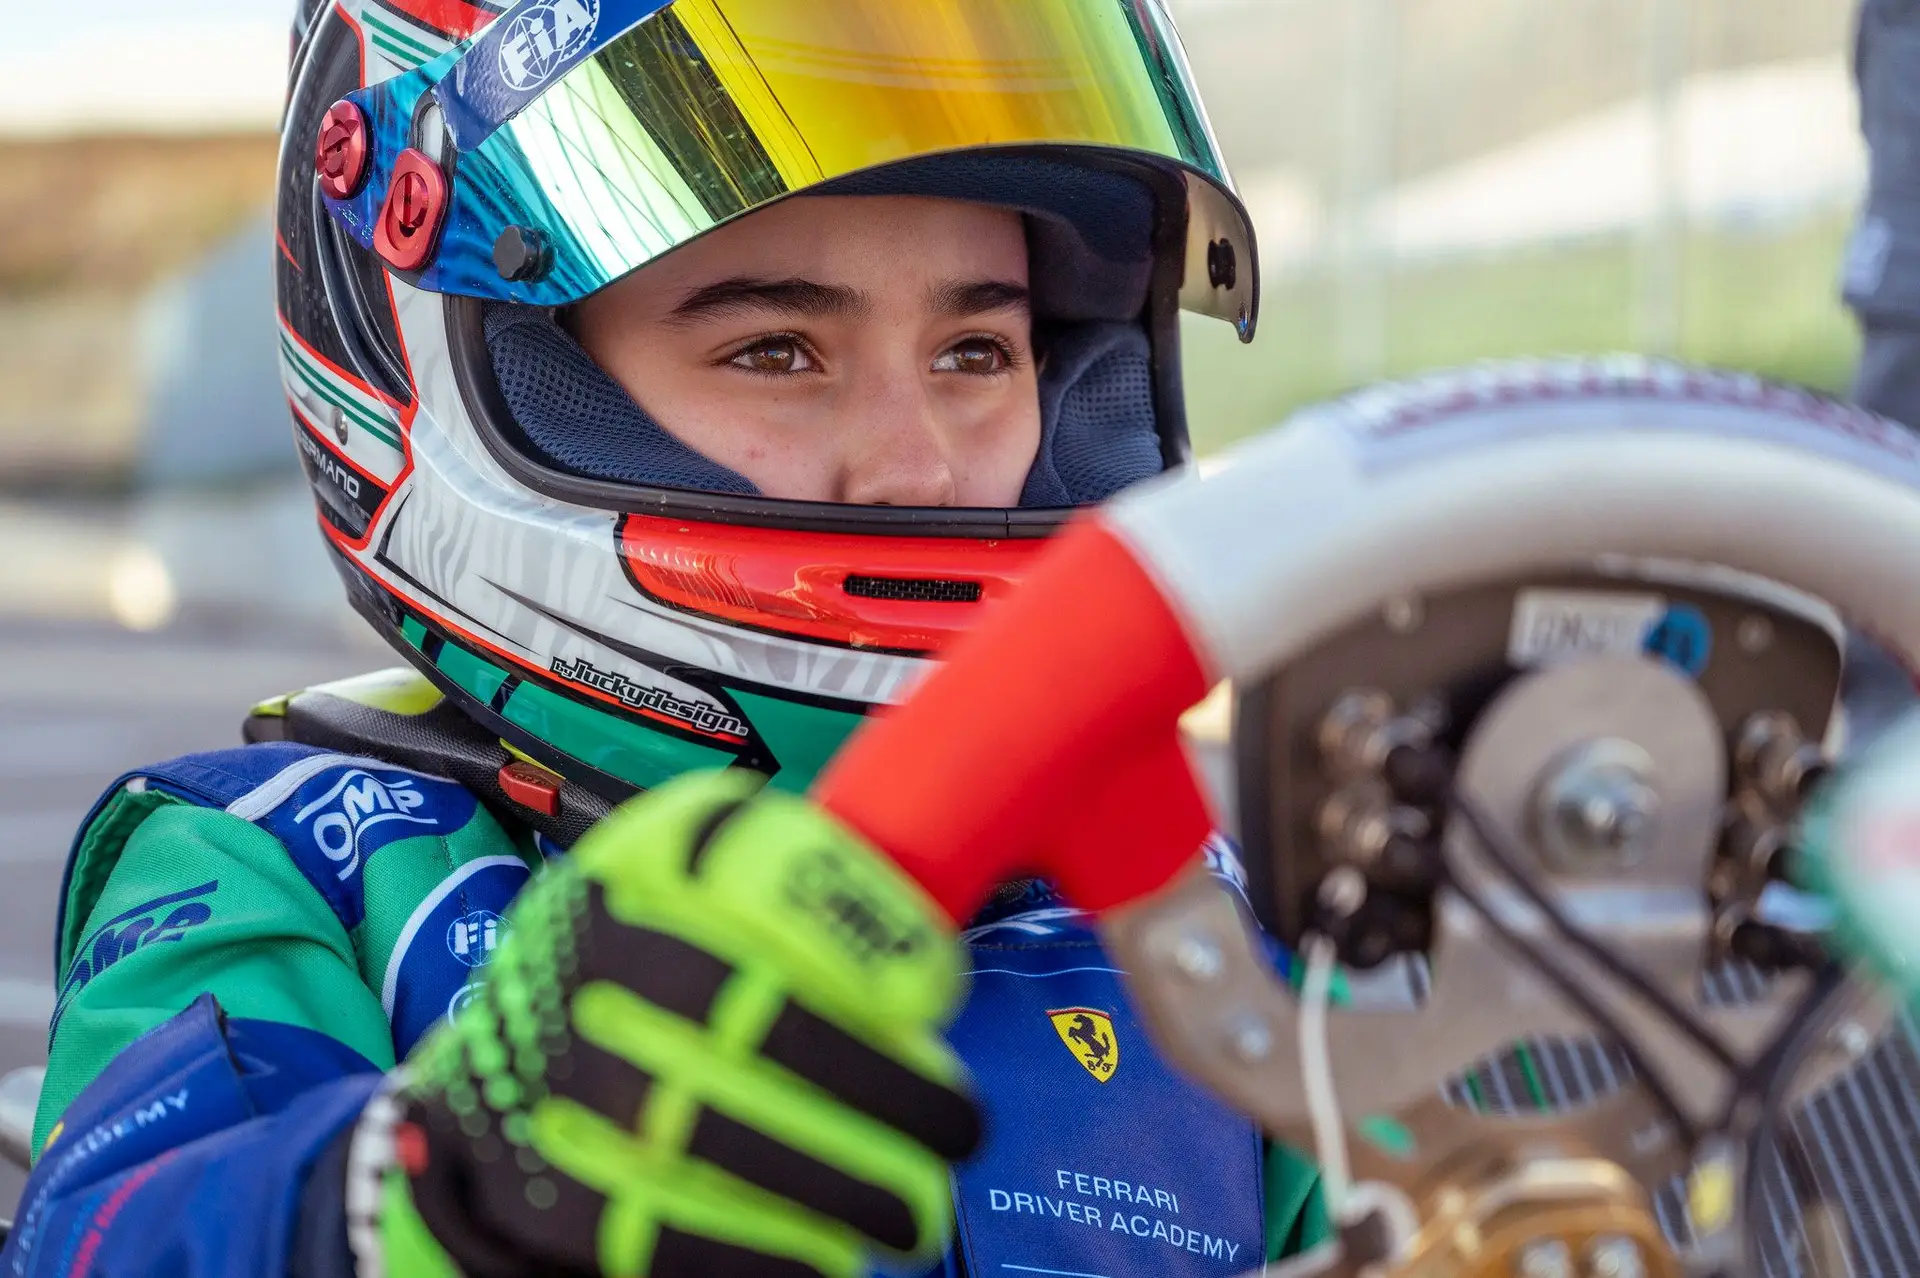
[328,0,1256,332]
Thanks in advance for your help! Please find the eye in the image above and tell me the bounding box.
[933,336,1014,376]
[728,336,818,375]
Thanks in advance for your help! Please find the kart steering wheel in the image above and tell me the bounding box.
[815,357,1920,1278]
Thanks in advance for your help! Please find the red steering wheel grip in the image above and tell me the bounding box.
[815,516,1217,922]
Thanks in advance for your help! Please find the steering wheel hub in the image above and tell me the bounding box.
[819,358,1920,1278]
[1535,739,1662,872]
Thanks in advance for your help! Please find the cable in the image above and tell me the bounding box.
[1450,786,1740,1071]
[1728,963,1855,1278]
[1446,785,1860,1274]
[1299,935,1354,1218]
[1439,828,1701,1146]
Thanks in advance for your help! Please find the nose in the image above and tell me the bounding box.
[837,375,959,507]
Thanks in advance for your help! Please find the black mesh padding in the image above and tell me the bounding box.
[842,576,983,603]
[484,305,762,495]
[248,688,612,847]
[1021,321,1164,507]
[483,307,1164,506]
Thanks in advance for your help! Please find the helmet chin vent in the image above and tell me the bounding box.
[843,576,984,604]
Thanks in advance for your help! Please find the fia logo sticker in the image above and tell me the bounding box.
[447,910,504,967]
[497,0,600,91]
[1048,1007,1120,1083]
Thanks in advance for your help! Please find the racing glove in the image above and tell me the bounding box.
[352,771,981,1278]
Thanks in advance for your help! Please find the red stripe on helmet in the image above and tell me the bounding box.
[616,513,1048,656]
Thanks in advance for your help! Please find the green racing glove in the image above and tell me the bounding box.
[363,771,981,1277]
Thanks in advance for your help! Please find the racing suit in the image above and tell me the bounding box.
[0,674,1326,1277]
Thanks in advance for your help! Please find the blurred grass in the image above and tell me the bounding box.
[1182,214,1862,455]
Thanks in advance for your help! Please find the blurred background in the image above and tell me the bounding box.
[1175,0,1862,451]
[0,0,1876,1206]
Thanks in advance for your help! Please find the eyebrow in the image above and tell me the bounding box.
[929,279,1031,318]
[665,277,873,326]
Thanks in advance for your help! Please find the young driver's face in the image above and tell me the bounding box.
[571,195,1041,506]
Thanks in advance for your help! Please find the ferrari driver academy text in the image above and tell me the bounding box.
[984,1168,1244,1264]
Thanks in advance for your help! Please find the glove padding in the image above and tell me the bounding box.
[383,771,980,1277]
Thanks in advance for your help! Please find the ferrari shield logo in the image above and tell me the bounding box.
[1048,1007,1120,1082]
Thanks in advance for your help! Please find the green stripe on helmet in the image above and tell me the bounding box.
[391,610,868,795]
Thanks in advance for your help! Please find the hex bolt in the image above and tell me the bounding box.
[1225,1014,1273,1064]
[1319,867,1368,919]
[1534,740,1661,871]
[1317,690,1396,771]
[1383,595,1424,634]
[1317,782,1426,867]
[1586,1236,1647,1278]
[1170,932,1225,984]
[1831,1020,1873,1063]
[1514,1239,1574,1278]
[1736,712,1828,809]
[493,225,554,283]
[1206,237,1238,290]
[1722,812,1786,878]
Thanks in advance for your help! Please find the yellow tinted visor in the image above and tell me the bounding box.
[370,0,1255,331]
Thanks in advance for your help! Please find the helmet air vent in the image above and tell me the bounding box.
[843,576,984,604]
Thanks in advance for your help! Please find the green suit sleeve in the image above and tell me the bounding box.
[1264,1141,1331,1261]
[36,800,396,1152]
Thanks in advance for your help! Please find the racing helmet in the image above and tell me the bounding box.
[274,0,1259,804]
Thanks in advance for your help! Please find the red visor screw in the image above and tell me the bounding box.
[315,100,370,200]
[394,170,433,234]
[373,148,450,272]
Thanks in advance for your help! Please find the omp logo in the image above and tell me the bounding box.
[447,910,504,967]
[55,882,218,1018]
[498,0,599,91]
[295,769,439,880]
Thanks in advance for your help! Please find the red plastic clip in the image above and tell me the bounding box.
[498,760,561,818]
[373,148,449,272]
[315,100,370,200]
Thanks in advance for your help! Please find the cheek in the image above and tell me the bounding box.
[571,323,842,500]
[949,381,1043,506]
[647,384,842,500]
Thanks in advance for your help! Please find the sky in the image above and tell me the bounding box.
[1,1,294,133]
